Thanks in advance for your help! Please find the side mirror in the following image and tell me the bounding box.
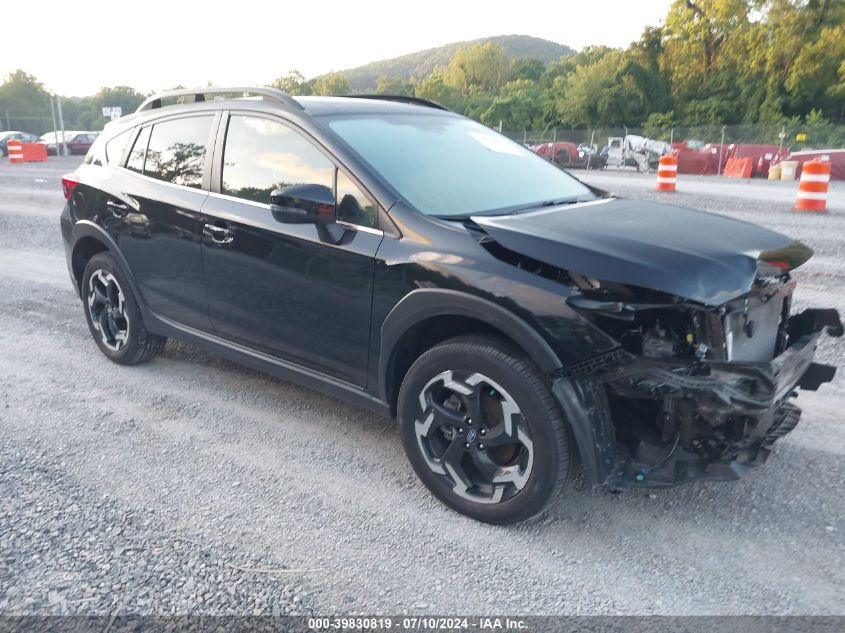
[270,184,336,225]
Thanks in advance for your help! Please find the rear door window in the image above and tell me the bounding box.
[144,116,213,189]
[126,126,150,173]
[105,130,132,166]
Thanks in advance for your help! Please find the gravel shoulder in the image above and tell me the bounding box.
[0,158,843,615]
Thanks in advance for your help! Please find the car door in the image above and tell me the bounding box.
[67,134,83,154]
[201,112,383,386]
[106,113,217,330]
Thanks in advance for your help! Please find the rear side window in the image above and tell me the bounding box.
[105,130,132,165]
[126,126,150,173]
[221,115,334,204]
[144,116,213,189]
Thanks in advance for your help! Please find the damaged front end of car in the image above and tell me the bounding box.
[559,270,842,489]
[471,199,841,489]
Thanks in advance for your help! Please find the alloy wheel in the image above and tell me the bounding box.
[87,269,129,352]
[414,371,534,504]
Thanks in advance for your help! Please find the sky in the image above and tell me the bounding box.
[3,0,671,97]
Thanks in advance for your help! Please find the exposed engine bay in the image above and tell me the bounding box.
[565,272,841,487]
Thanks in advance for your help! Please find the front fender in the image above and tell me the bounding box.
[378,288,564,402]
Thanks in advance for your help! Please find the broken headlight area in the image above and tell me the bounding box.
[563,276,842,488]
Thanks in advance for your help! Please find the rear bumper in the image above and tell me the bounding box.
[60,202,78,296]
[552,308,841,489]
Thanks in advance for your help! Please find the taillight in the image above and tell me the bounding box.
[61,173,79,200]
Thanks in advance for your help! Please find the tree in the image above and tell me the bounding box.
[311,72,350,96]
[0,70,51,133]
[481,79,544,131]
[554,51,666,128]
[444,43,510,94]
[829,59,845,114]
[414,69,460,109]
[58,86,147,131]
[785,25,845,119]
[509,57,545,82]
[375,75,414,95]
[269,70,311,96]
[660,0,751,105]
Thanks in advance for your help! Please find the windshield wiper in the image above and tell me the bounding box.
[432,196,594,221]
[505,197,589,214]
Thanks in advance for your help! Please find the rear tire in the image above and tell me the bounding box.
[398,336,572,524]
[81,252,166,365]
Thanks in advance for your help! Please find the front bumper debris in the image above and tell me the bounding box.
[551,308,841,489]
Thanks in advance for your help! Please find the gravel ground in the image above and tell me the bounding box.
[0,157,843,615]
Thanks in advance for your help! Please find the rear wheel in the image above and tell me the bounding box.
[81,252,166,365]
[398,336,572,524]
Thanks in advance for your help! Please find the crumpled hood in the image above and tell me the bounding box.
[472,197,812,305]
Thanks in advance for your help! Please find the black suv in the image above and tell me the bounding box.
[61,87,841,524]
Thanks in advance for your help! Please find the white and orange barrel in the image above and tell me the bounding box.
[794,158,830,213]
[7,139,23,164]
[656,155,677,192]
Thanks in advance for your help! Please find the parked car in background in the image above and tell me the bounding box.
[533,141,605,169]
[0,131,39,156]
[38,131,100,156]
[603,135,672,172]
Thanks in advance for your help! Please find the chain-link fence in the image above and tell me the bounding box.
[505,123,845,154]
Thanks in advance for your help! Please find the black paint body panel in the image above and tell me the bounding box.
[473,198,812,306]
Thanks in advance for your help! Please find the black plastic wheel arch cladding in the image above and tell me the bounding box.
[550,375,617,486]
[378,288,565,403]
[68,221,145,304]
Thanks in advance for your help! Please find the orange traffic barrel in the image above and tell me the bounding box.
[21,142,47,162]
[7,139,23,164]
[794,158,830,213]
[656,155,677,192]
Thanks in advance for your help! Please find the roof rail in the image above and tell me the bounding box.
[338,94,449,111]
[136,87,303,113]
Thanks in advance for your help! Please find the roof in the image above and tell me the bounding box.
[297,96,452,116]
[134,87,450,118]
[106,89,453,138]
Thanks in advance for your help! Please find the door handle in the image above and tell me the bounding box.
[203,223,234,244]
[106,200,128,217]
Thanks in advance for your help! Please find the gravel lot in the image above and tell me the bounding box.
[1,157,843,615]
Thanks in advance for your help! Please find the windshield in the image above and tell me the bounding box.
[324,113,594,217]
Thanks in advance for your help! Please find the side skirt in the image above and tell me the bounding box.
[145,312,392,418]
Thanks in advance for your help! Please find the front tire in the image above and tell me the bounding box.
[398,336,572,524]
[81,252,166,365]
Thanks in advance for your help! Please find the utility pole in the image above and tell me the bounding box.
[56,95,67,157]
[50,96,59,159]
[587,129,595,170]
[718,126,726,175]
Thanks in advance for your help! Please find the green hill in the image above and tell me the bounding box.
[335,35,575,90]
